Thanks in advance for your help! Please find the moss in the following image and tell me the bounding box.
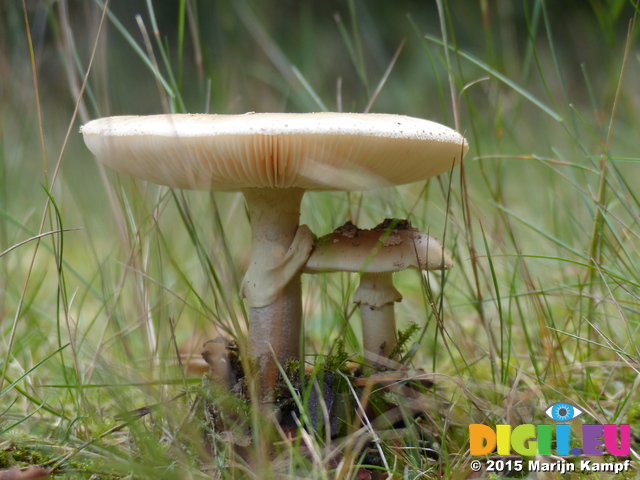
[626,401,640,434]
[0,450,11,469]
[0,442,50,472]
[321,341,352,373]
[389,322,421,361]
[10,446,45,466]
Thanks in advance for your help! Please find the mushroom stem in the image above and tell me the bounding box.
[241,187,312,401]
[354,271,402,358]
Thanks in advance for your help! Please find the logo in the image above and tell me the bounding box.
[544,402,583,422]
[469,403,630,456]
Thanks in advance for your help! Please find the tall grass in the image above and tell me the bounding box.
[1,0,639,478]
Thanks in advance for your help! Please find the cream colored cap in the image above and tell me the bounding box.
[81,112,468,191]
[303,220,453,274]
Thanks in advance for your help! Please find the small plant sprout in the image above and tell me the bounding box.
[81,112,466,400]
[304,219,453,362]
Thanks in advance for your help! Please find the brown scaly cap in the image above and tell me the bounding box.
[303,219,453,274]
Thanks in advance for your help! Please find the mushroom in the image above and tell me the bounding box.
[303,219,453,362]
[81,112,467,399]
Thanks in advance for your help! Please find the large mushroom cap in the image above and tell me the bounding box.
[81,112,468,191]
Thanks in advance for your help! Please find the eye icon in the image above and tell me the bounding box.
[544,403,584,422]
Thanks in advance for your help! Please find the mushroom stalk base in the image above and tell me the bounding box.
[242,188,310,402]
[247,277,302,399]
[360,303,398,359]
[355,272,402,361]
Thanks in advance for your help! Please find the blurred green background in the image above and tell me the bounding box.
[2,0,638,259]
[2,0,639,380]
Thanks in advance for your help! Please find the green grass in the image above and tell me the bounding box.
[1,0,640,478]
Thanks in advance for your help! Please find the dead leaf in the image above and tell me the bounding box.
[355,467,372,480]
[0,467,50,480]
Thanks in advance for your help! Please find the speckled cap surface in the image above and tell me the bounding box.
[81,112,468,191]
[303,223,453,274]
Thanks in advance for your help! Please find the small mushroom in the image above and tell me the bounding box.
[81,113,466,399]
[304,219,453,360]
